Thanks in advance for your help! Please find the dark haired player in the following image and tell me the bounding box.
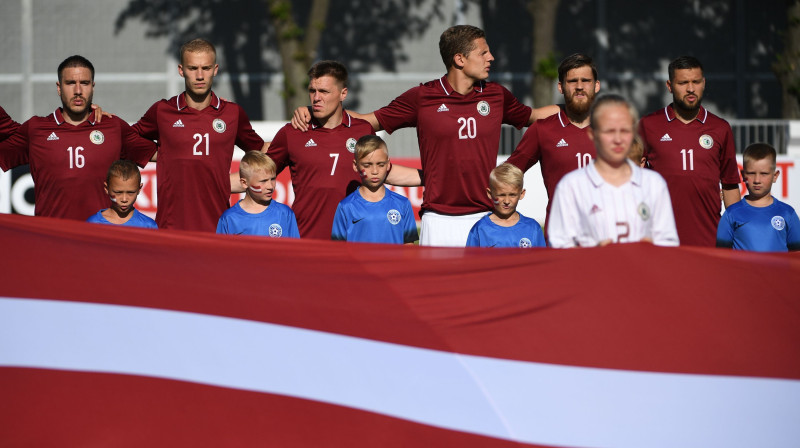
[267,61,381,239]
[0,56,157,220]
[639,56,740,246]
[293,25,557,246]
[132,38,267,231]
[507,53,600,230]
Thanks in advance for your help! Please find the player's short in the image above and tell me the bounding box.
[420,211,487,247]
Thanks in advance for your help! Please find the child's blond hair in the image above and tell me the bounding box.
[742,142,777,171]
[489,163,524,191]
[239,151,277,179]
[354,135,388,161]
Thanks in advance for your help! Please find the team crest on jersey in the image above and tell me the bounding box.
[89,130,104,145]
[268,224,283,237]
[637,202,651,221]
[519,238,532,248]
[699,134,713,149]
[346,138,357,153]
[212,119,226,133]
[771,216,786,231]
[477,101,490,116]
[387,209,402,225]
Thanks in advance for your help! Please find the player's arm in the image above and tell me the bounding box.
[386,164,423,187]
[651,178,680,247]
[402,200,419,245]
[528,104,560,125]
[546,184,577,248]
[721,184,741,208]
[715,210,735,249]
[0,121,31,171]
[291,107,381,132]
[786,210,800,251]
[119,119,158,167]
[330,204,348,241]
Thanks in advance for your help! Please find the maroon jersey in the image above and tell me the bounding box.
[133,92,264,231]
[639,105,740,246]
[0,106,20,141]
[374,76,531,215]
[507,108,595,218]
[0,109,157,220]
[268,112,374,239]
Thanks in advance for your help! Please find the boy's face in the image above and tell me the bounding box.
[104,176,141,214]
[354,147,390,189]
[487,181,525,218]
[242,169,277,202]
[742,158,779,201]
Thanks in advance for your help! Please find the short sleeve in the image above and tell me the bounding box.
[0,120,31,171]
[715,209,734,249]
[234,104,265,152]
[506,123,541,172]
[402,199,419,244]
[373,87,420,134]
[132,102,161,141]
[267,126,290,174]
[500,86,533,129]
[330,202,348,241]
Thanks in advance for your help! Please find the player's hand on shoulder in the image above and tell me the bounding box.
[291,106,312,132]
[91,104,114,123]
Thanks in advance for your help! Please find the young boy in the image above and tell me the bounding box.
[331,135,418,244]
[216,151,299,238]
[548,94,679,248]
[86,160,157,228]
[466,163,545,248]
[716,143,800,251]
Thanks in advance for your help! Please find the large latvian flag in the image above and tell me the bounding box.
[1,213,799,447]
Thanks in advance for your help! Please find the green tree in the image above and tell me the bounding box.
[527,0,560,108]
[267,0,330,117]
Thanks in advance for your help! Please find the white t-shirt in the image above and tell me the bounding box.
[548,159,679,248]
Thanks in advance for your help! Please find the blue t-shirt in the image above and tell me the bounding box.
[466,212,546,248]
[216,200,300,238]
[331,188,418,244]
[716,197,800,252]
[86,209,158,229]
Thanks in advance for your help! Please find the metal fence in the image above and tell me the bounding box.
[497,120,790,155]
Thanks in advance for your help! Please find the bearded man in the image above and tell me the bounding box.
[507,53,601,230]
[638,55,740,247]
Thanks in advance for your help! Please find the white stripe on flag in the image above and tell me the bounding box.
[1,297,798,448]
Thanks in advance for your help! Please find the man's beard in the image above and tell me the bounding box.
[674,93,702,113]
[565,90,594,117]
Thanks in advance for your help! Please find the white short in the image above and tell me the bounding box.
[419,211,487,247]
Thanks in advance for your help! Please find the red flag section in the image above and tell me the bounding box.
[1,213,799,447]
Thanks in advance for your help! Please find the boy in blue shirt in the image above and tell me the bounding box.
[716,143,800,251]
[331,135,418,244]
[467,163,545,248]
[87,160,157,228]
[217,151,299,238]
